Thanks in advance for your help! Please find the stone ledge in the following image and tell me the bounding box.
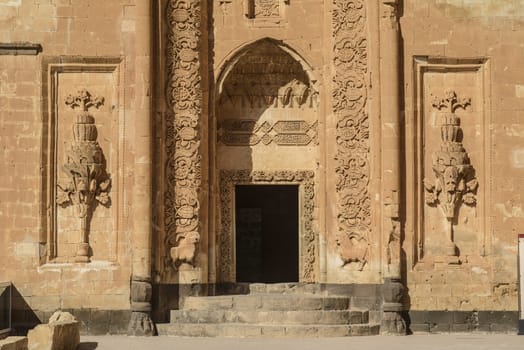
[0,43,41,55]
[11,309,130,336]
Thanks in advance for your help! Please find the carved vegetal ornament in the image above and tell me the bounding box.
[424,90,478,258]
[332,0,370,269]
[165,0,202,270]
[57,89,110,263]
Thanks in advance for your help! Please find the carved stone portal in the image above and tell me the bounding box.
[424,90,478,260]
[56,89,111,263]
[219,170,316,283]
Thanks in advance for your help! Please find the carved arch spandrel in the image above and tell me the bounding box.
[218,170,317,283]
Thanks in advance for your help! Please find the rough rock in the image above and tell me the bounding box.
[27,311,79,350]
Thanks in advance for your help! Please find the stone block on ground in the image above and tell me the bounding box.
[27,311,79,350]
[0,337,28,350]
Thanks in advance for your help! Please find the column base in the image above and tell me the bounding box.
[381,311,407,335]
[128,311,155,336]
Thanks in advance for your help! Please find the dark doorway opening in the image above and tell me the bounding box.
[235,185,299,283]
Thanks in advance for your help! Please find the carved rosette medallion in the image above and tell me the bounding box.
[424,91,478,258]
[56,89,111,263]
[165,0,203,269]
[219,170,316,282]
[332,0,370,269]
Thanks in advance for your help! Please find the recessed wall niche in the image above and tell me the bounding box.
[412,57,491,267]
[42,57,124,264]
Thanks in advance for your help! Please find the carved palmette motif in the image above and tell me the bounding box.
[219,170,316,282]
[165,0,202,269]
[332,0,370,268]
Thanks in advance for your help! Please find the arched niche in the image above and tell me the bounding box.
[215,38,319,170]
[212,38,321,283]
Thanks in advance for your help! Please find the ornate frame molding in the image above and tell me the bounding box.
[412,57,491,266]
[42,57,123,264]
[218,170,316,283]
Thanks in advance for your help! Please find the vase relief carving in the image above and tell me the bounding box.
[424,90,478,261]
[56,89,111,263]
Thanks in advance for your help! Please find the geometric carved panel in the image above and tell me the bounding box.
[42,57,123,263]
[244,0,289,26]
[413,57,491,267]
[218,119,318,146]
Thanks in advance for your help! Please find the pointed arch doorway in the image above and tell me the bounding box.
[213,38,321,284]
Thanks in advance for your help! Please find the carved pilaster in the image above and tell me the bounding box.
[379,0,406,335]
[332,0,371,270]
[165,0,203,270]
[379,0,402,279]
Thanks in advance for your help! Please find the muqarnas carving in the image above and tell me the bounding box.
[424,90,478,258]
[56,89,111,263]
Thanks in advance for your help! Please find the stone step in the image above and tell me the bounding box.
[170,309,369,325]
[182,295,350,311]
[157,323,380,338]
[248,283,326,295]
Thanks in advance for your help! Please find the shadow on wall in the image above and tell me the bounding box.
[9,284,41,336]
[78,342,98,350]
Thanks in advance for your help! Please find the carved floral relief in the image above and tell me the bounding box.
[165,0,203,269]
[332,0,370,269]
[56,89,111,263]
[424,90,478,259]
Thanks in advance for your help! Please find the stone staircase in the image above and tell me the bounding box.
[156,283,380,338]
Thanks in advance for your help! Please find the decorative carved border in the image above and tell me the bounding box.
[412,57,491,267]
[165,0,203,268]
[218,119,318,146]
[332,0,371,262]
[219,170,316,282]
[41,57,123,264]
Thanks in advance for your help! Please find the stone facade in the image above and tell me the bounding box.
[0,0,523,335]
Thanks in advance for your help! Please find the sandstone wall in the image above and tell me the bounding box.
[0,0,151,331]
[402,0,524,312]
